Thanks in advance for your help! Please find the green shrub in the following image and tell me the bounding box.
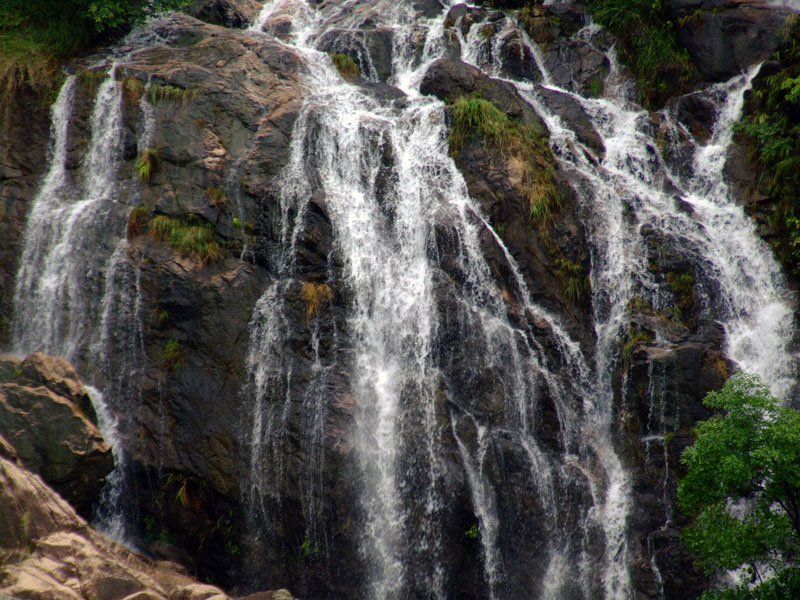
[736,19,800,275]
[123,77,145,103]
[148,82,196,105]
[127,205,152,237]
[300,281,333,323]
[329,52,359,80]
[162,339,185,371]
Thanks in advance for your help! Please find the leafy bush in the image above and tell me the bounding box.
[585,0,698,108]
[449,95,559,222]
[127,205,152,237]
[162,339,185,371]
[148,82,195,105]
[679,374,800,599]
[300,281,333,324]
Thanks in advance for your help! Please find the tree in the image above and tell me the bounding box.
[0,0,190,55]
[678,374,800,599]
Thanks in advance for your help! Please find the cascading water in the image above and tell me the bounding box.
[5,0,797,597]
[243,1,797,599]
[10,65,150,542]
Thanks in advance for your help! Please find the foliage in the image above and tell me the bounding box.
[127,205,152,237]
[148,82,195,105]
[150,214,224,263]
[555,256,590,304]
[76,68,106,94]
[123,76,144,103]
[0,0,190,57]
[449,95,559,222]
[584,0,698,108]
[621,325,653,358]
[465,524,479,539]
[206,186,227,210]
[300,281,333,324]
[736,19,800,276]
[666,271,697,329]
[679,374,800,598]
[135,147,158,184]
[330,52,359,80]
[0,31,64,109]
[162,339,185,371]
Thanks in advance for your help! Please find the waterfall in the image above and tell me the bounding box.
[244,1,797,598]
[5,0,796,598]
[11,67,145,542]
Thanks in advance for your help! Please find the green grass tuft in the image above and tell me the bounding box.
[150,214,225,264]
[127,205,153,238]
[584,0,698,109]
[135,148,159,184]
[449,95,560,222]
[162,339,185,371]
[330,52,360,81]
[148,83,196,105]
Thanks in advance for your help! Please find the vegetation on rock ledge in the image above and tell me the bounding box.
[584,0,698,109]
[449,95,559,222]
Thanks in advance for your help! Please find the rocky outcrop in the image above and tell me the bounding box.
[187,0,263,28]
[668,0,794,81]
[0,73,54,346]
[0,353,113,517]
[0,455,284,600]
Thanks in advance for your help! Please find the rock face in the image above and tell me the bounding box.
[668,0,794,81]
[0,0,797,599]
[0,353,113,517]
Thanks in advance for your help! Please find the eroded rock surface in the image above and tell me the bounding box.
[0,353,112,517]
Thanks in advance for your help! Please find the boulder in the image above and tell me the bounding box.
[668,0,794,81]
[0,456,250,600]
[0,353,113,517]
[186,0,263,28]
[420,58,547,132]
[537,86,605,157]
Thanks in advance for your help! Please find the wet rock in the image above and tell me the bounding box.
[668,0,794,81]
[317,27,394,81]
[667,90,717,142]
[0,353,113,517]
[0,75,52,346]
[537,86,605,157]
[420,58,547,132]
[539,37,610,97]
[19,351,97,423]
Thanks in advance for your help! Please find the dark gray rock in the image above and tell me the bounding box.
[421,58,547,132]
[185,0,262,28]
[537,86,605,157]
[669,0,794,81]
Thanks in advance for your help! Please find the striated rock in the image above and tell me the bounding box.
[19,351,97,422]
[668,0,794,81]
[0,353,113,517]
[0,76,53,347]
